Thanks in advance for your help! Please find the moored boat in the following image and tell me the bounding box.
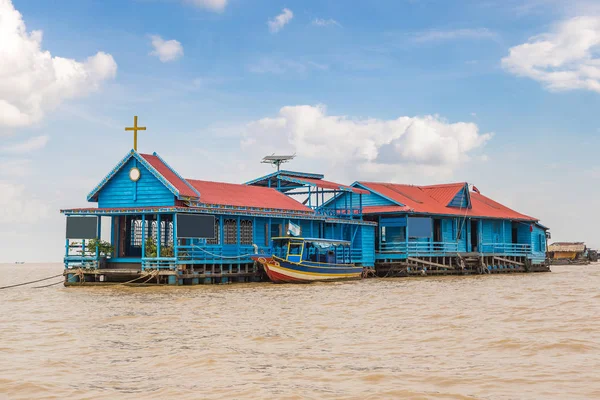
[253,237,363,283]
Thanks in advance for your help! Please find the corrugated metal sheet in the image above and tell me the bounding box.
[548,242,586,252]
[359,182,538,221]
[279,175,370,194]
[186,179,313,212]
[140,153,199,198]
[422,183,465,206]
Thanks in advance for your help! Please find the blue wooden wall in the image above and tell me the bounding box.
[97,158,175,208]
[448,187,469,208]
[359,225,376,266]
[329,191,397,208]
[530,224,546,263]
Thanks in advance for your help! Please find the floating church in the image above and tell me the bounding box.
[61,117,550,285]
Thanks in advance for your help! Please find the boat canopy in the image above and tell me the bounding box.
[271,237,351,247]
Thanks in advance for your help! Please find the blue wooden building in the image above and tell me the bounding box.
[61,149,376,284]
[325,182,550,275]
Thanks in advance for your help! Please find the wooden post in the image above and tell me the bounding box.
[141,214,146,270]
[359,193,363,220]
[173,213,178,261]
[157,213,162,259]
[96,217,101,264]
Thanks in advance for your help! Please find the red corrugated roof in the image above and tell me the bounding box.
[186,179,313,212]
[140,154,199,198]
[359,182,537,221]
[281,175,370,194]
[421,183,465,206]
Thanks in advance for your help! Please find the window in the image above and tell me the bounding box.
[207,219,220,245]
[289,243,302,255]
[224,219,237,245]
[241,219,253,245]
[408,217,432,238]
[130,219,143,247]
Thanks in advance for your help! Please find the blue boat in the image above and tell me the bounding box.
[254,237,364,283]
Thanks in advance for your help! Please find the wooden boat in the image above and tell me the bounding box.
[253,237,363,283]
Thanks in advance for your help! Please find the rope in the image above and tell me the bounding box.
[33,280,64,289]
[192,246,257,259]
[119,269,160,285]
[0,274,64,290]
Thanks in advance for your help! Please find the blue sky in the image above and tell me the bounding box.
[1,0,600,261]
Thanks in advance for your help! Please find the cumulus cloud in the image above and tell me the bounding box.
[0,135,49,154]
[502,16,600,92]
[312,18,341,27]
[184,0,227,12]
[268,8,293,33]
[0,0,117,128]
[149,35,184,62]
[242,105,492,177]
[0,181,49,223]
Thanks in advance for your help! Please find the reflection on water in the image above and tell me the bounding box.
[1,263,599,399]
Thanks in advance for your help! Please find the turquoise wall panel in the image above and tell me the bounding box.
[360,225,376,266]
[329,191,396,209]
[448,188,469,208]
[97,158,175,208]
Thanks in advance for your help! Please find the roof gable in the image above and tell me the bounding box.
[87,150,199,202]
[140,153,200,199]
[422,183,470,208]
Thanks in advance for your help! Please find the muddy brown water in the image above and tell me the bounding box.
[1,263,599,399]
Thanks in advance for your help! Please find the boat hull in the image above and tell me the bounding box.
[254,256,363,283]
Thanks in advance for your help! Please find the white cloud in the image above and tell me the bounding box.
[502,16,600,93]
[268,8,293,33]
[312,18,341,27]
[242,105,492,179]
[184,0,227,12]
[0,181,49,223]
[0,135,49,154]
[0,0,117,128]
[149,35,184,62]
[413,28,497,43]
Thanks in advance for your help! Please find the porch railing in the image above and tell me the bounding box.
[380,241,459,255]
[314,206,362,218]
[480,243,531,256]
[64,255,98,269]
[177,245,271,264]
[142,257,177,270]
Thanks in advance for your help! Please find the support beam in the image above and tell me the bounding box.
[407,257,455,269]
[493,256,524,266]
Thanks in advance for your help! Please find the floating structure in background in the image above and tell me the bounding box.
[60,117,550,286]
[547,242,598,265]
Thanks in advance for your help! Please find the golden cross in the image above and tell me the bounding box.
[125,116,146,151]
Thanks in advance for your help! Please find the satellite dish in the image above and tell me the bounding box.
[261,154,296,171]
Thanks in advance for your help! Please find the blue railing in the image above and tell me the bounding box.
[380,241,459,256]
[177,245,271,264]
[314,206,362,218]
[64,255,98,269]
[142,257,177,270]
[480,243,531,256]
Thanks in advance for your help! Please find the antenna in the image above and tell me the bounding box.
[261,154,296,171]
